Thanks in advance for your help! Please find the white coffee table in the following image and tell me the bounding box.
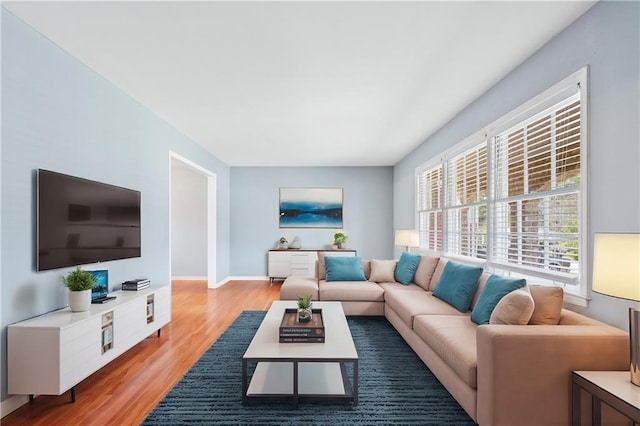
[242,301,358,408]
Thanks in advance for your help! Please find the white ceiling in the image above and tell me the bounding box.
[4,1,595,167]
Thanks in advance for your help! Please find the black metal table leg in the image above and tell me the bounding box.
[353,360,358,406]
[242,360,248,406]
[293,361,299,409]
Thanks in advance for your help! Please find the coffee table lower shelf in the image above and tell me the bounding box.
[242,359,358,408]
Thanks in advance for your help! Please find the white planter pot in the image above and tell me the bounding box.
[68,289,91,312]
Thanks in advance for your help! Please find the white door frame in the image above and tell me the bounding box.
[169,151,217,288]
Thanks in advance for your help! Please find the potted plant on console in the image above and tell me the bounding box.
[62,267,96,312]
[332,232,348,249]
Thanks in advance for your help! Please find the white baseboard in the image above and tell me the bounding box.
[172,276,269,288]
[171,276,207,281]
[227,276,269,281]
[211,276,269,289]
[1,394,29,418]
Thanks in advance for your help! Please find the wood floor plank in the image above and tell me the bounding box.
[2,280,281,425]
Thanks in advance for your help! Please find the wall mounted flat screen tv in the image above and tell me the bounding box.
[37,169,141,271]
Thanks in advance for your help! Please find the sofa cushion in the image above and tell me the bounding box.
[385,289,466,329]
[362,259,371,280]
[318,280,384,302]
[528,285,564,325]
[413,255,440,290]
[490,285,535,325]
[324,256,366,282]
[471,275,527,325]
[470,272,491,310]
[413,315,478,388]
[395,252,422,285]
[429,258,449,291]
[369,260,397,283]
[433,261,483,312]
[377,281,424,293]
[317,252,328,280]
[279,276,319,301]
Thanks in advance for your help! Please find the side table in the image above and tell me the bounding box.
[572,371,640,425]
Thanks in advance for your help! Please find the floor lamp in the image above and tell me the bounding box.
[592,233,640,386]
[395,230,418,252]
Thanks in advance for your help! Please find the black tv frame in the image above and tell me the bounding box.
[36,169,141,271]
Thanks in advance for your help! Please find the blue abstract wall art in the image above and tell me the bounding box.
[279,187,343,228]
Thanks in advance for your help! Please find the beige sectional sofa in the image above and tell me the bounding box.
[280,253,630,426]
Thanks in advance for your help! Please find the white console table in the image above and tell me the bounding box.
[8,284,171,402]
[268,249,357,283]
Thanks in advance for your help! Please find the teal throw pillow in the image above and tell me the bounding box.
[395,252,422,285]
[324,256,366,282]
[471,275,527,325]
[432,261,483,312]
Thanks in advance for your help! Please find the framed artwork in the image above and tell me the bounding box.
[279,187,343,228]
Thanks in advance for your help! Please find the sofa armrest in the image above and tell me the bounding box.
[477,324,629,426]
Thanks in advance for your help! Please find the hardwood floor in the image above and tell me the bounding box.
[2,280,281,426]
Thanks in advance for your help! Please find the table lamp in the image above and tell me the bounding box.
[592,233,640,386]
[395,230,418,252]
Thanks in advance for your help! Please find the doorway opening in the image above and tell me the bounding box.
[169,152,217,288]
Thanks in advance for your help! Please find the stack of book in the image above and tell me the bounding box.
[279,308,325,343]
[122,278,150,291]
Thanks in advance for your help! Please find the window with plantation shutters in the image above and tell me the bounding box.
[415,68,587,300]
[416,163,443,251]
[490,93,581,284]
[444,142,488,258]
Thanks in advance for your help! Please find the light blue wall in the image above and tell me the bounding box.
[1,10,230,400]
[394,1,640,330]
[230,167,394,276]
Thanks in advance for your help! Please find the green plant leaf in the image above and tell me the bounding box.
[62,267,96,291]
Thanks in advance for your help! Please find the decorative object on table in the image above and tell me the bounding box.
[122,278,151,291]
[279,187,343,229]
[279,306,325,343]
[62,267,96,312]
[296,294,313,322]
[592,232,640,386]
[395,229,419,252]
[277,237,288,250]
[288,236,302,249]
[333,232,348,249]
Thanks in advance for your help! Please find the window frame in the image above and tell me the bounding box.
[414,67,588,306]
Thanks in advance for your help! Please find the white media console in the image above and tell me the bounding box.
[8,284,171,401]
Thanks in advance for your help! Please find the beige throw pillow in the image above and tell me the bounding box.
[317,252,328,280]
[362,259,371,280]
[369,260,397,283]
[528,285,564,325]
[490,286,536,325]
[413,256,440,290]
[428,259,449,291]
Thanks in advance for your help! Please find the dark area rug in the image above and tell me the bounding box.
[143,311,475,425]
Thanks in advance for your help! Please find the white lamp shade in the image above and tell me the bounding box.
[395,230,419,247]
[592,233,640,301]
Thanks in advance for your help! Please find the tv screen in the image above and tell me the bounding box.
[37,169,141,271]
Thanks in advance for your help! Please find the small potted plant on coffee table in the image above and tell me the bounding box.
[62,267,96,312]
[297,294,313,323]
